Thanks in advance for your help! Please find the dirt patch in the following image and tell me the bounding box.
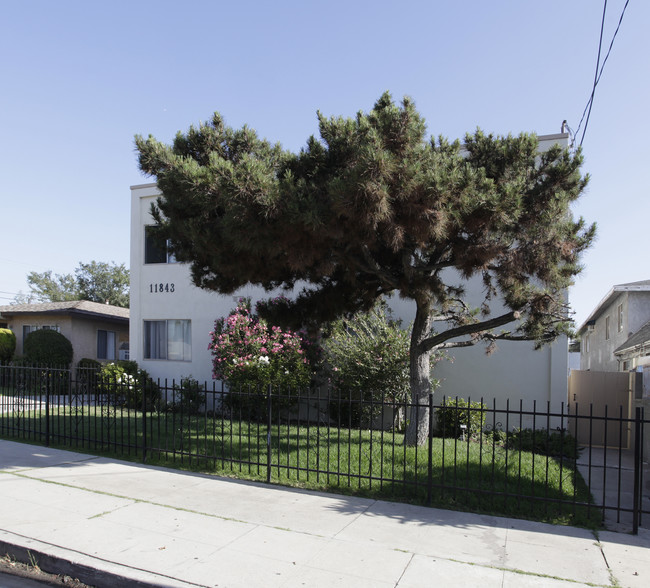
[0,554,94,587]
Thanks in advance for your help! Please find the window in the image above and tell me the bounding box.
[97,330,116,360]
[584,333,590,353]
[605,316,610,340]
[144,226,176,264]
[23,325,59,338]
[22,325,33,354]
[617,304,623,332]
[144,320,191,361]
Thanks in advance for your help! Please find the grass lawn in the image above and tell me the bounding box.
[0,403,598,528]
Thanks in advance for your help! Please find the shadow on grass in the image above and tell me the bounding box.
[0,407,600,528]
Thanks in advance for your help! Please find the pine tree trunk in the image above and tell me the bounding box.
[404,298,432,446]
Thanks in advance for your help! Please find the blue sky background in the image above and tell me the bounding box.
[0,0,647,327]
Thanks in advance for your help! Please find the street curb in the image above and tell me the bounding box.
[0,535,187,588]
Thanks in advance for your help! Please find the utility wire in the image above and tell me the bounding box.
[573,0,631,148]
[580,0,608,147]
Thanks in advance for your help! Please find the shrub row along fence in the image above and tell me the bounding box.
[0,364,647,533]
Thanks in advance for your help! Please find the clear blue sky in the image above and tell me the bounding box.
[1,0,647,327]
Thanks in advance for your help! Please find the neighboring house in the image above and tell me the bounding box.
[614,318,650,371]
[0,301,130,366]
[577,280,650,372]
[129,132,572,410]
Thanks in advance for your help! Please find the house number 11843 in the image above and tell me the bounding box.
[149,283,175,293]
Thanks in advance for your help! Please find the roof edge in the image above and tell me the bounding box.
[578,282,650,334]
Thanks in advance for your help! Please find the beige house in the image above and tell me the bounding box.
[0,301,129,366]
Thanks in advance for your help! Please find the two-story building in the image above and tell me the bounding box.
[129,133,574,409]
[577,280,650,372]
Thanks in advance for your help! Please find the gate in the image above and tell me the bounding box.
[568,370,637,449]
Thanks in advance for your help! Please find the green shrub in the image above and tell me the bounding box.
[114,359,139,374]
[323,301,413,428]
[24,329,73,366]
[78,357,102,370]
[210,299,309,421]
[502,428,579,459]
[77,357,101,376]
[0,328,16,363]
[435,397,487,439]
[210,299,311,389]
[75,358,102,391]
[98,361,160,411]
[170,376,205,415]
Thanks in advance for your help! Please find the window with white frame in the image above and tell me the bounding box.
[584,333,590,353]
[97,329,116,360]
[144,319,191,361]
[144,226,177,264]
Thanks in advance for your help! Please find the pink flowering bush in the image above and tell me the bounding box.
[209,299,311,391]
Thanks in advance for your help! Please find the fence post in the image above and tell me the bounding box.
[427,392,433,505]
[633,406,642,534]
[142,374,147,463]
[45,368,50,447]
[266,384,272,484]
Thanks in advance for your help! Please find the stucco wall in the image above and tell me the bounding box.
[68,318,129,365]
[130,184,266,385]
[581,293,628,371]
[628,292,650,336]
[388,279,568,411]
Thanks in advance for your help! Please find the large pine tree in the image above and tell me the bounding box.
[136,93,594,445]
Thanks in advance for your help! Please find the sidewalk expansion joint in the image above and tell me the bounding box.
[592,532,622,588]
[88,503,133,520]
[394,552,415,586]
[330,498,376,540]
[442,556,612,588]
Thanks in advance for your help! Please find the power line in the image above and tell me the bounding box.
[580,0,608,147]
[573,0,631,148]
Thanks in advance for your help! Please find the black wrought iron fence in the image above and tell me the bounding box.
[0,364,647,533]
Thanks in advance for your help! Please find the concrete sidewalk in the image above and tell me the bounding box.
[0,440,648,588]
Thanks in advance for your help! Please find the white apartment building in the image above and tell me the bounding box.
[129,132,571,408]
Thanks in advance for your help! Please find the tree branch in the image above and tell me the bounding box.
[420,310,520,353]
[439,340,475,349]
[359,245,400,289]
